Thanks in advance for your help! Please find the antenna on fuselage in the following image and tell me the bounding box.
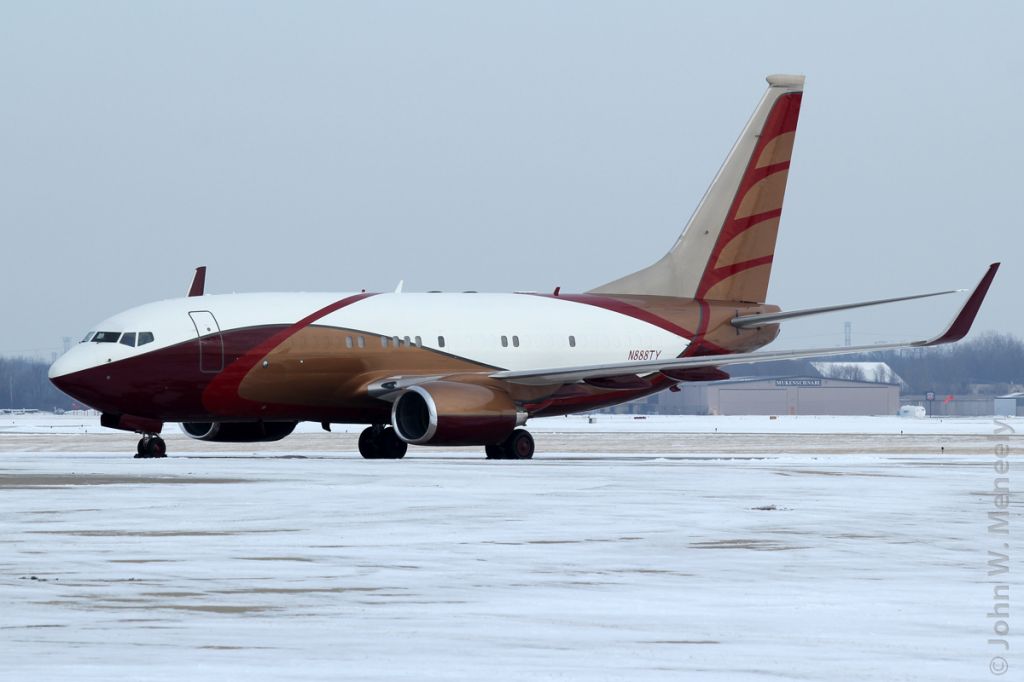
[187,266,207,297]
[394,280,404,294]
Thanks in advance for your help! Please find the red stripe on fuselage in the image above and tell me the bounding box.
[526,293,697,342]
[202,292,377,415]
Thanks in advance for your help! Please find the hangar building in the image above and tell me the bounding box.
[650,375,901,416]
[994,393,1024,417]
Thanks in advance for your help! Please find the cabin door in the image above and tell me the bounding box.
[189,310,224,373]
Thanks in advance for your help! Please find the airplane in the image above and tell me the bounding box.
[48,74,999,459]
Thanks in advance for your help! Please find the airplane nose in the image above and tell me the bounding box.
[49,357,65,380]
[49,351,81,396]
[49,348,105,409]
[48,349,79,380]
[49,347,99,398]
[49,372,75,397]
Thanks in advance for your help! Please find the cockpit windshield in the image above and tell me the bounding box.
[89,331,155,346]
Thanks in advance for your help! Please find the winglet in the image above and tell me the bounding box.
[920,263,999,346]
[187,266,207,297]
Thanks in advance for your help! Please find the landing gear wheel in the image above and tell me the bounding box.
[505,429,534,459]
[376,428,407,459]
[485,429,534,460]
[358,426,381,459]
[359,426,407,459]
[135,435,167,459]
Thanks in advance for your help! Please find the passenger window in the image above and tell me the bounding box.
[345,336,353,349]
[357,336,365,348]
[137,332,155,346]
[119,332,137,347]
[569,335,576,348]
[93,331,121,343]
[501,335,508,348]
[438,336,445,348]
[512,335,520,348]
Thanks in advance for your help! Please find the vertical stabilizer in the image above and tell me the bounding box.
[590,74,804,303]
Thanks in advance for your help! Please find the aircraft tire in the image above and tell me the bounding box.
[134,435,167,459]
[506,429,535,459]
[359,426,407,459]
[376,427,407,459]
[358,426,382,459]
[486,430,534,460]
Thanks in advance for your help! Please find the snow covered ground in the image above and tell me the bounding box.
[3,411,1022,437]
[1,415,1020,680]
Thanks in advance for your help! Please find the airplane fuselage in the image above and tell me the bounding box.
[49,291,780,425]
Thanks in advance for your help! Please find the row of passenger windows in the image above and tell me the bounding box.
[79,330,579,351]
[82,331,155,347]
[339,335,578,349]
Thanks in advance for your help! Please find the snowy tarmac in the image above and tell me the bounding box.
[1,415,1020,680]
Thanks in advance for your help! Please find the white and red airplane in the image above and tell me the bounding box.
[49,75,998,459]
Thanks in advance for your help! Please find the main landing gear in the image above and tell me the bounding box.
[358,425,408,459]
[358,425,535,459]
[485,429,535,460]
[135,434,167,459]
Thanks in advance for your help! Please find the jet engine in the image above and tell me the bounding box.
[391,381,525,446]
[180,421,297,442]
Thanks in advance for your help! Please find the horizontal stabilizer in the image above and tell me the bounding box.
[731,288,964,329]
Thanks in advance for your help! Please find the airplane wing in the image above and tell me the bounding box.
[490,263,999,387]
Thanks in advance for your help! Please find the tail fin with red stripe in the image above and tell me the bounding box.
[591,74,804,303]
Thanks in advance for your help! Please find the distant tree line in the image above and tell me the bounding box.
[852,332,1024,395]
[0,357,76,411]
[1,332,1021,411]
[739,332,1024,395]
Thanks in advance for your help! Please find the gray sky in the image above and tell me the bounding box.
[2,1,1020,359]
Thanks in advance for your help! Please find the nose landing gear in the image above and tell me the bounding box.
[136,434,167,459]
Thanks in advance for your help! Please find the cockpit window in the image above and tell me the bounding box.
[138,332,154,346]
[81,332,96,343]
[119,332,137,347]
[93,331,121,343]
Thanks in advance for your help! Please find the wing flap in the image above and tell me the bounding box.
[583,375,652,390]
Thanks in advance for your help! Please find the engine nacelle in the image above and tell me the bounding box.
[391,381,525,446]
[180,421,297,442]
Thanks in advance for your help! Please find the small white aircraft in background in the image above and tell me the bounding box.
[49,75,998,459]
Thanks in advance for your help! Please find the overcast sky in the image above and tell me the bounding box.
[2,1,1020,359]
